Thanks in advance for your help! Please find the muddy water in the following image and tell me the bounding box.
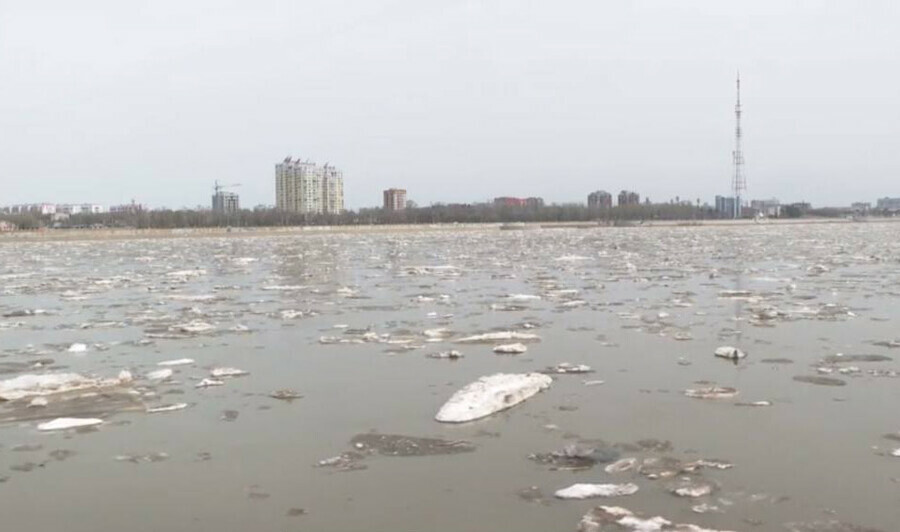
[1,223,899,531]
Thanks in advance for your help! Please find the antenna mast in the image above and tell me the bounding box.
[732,72,746,218]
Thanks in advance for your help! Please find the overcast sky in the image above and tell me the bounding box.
[1,1,898,209]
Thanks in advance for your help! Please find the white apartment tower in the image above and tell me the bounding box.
[276,157,344,215]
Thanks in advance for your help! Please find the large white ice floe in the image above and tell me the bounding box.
[554,483,639,499]
[455,331,541,344]
[0,372,131,401]
[37,417,103,431]
[435,373,552,423]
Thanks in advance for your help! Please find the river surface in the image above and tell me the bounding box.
[1,223,899,531]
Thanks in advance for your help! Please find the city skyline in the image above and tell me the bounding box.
[1,2,898,209]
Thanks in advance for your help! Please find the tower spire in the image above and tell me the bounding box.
[732,71,746,219]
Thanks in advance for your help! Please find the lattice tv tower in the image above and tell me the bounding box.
[731,72,746,219]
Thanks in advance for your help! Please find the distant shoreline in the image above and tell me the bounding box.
[1,216,896,244]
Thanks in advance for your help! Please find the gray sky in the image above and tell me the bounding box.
[1,0,898,209]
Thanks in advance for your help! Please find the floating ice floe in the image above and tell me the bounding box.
[157,358,195,367]
[435,373,552,423]
[714,346,746,360]
[891,448,900,457]
[0,372,132,401]
[455,331,541,344]
[195,378,224,388]
[171,321,215,334]
[577,505,736,532]
[166,269,206,278]
[146,368,173,381]
[684,386,738,399]
[427,350,463,360]
[544,362,593,374]
[269,390,303,401]
[210,367,249,378]
[37,417,103,431]
[493,343,527,354]
[147,403,188,414]
[67,343,88,353]
[554,483,639,499]
[605,457,639,474]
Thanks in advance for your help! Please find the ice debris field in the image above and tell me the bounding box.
[1,223,899,531]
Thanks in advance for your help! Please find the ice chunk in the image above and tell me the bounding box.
[554,483,639,499]
[146,369,173,381]
[684,386,738,399]
[67,343,88,353]
[0,372,130,401]
[147,403,188,413]
[37,417,103,431]
[455,331,541,344]
[544,362,593,374]
[157,358,195,367]
[435,373,552,423]
[577,505,736,532]
[210,367,249,378]
[605,457,639,474]
[714,346,746,360]
[195,378,224,388]
[493,343,527,354]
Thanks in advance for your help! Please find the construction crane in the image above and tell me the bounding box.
[214,181,242,195]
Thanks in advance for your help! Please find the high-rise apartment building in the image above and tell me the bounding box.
[588,190,612,209]
[212,191,240,213]
[618,190,640,206]
[383,188,407,211]
[275,157,345,215]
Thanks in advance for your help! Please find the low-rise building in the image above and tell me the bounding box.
[750,198,781,217]
[493,197,527,207]
[876,197,900,212]
[525,197,544,208]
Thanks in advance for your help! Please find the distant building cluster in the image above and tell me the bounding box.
[383,189,407,211]
[275,157,345,215]
[2,203,106,216]
[493,197,544,208]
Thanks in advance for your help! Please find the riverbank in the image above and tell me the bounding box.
[0,216,895,243]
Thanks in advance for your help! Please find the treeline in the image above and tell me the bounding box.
[1,203,864,231]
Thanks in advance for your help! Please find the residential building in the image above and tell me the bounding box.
[0,220,16,232]
[876,197,900,212]
[715,196,736,217]
[212,191,240,213]
[525,197,544,208]
[587,190,612,209]
[617,190,640,206]
[383,189,407,211]
[493,197,527,207]
[750,198,781,217]
[851,202,871,213]
[275,157,345,215]
[109,201,146,214]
